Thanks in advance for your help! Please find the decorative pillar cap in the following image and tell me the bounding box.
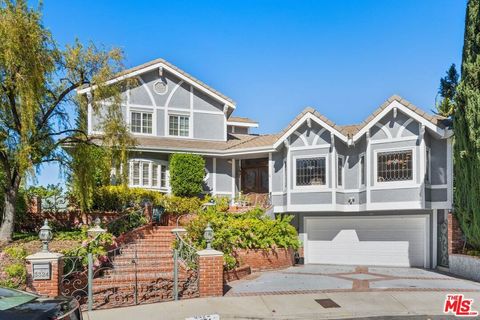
[26,251,63,262]
[197,249,223,257]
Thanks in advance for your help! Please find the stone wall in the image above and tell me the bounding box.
[449,254,480,282]
[234,248,295,271]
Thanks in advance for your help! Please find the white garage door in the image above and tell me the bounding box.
[305,216,428,267]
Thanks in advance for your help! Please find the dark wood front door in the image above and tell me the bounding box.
[241,159,268,193]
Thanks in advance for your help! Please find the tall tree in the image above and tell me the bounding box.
[436,64,459,117]
[453,0,480,249]
[0,0,132,242]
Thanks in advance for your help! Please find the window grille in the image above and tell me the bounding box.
[377,150,413,182]
[131,112,152,134]
[296,157,326,186]
[169,115,189,137]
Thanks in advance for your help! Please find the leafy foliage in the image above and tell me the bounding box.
[436,64,459,117]
[184,208,300,269]
[0,0,133,241]
[169,154,205,197]
[62,226,115,269]
[107,206,149,236]
[0,245,27,288]
[453,0,480,250]
[92,186,208,214]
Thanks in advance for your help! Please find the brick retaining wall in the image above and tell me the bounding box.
[234,248,294,271]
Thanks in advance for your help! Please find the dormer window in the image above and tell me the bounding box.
[169,114,189,137]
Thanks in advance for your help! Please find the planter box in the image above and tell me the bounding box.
[234,248,294,271]
[449,254,480,282]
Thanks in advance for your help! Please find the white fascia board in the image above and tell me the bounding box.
[77,62,236,110]
[352,100,445,141]
[131,146,276,157]
[226,121,259,128]
[273,112,348,149]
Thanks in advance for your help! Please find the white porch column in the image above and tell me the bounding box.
[330,133,336,206]
[268,153,273,194]
[419,124,426,209]
[212,158,217,195]
[231,158,236,202]
[366,130,371,207]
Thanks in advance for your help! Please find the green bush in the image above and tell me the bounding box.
[1,245,28,289]
[4,246,28,260]
[107,207,149,236]
[184,208,300,270]
[169,153,205,197]
[92,186,208,215]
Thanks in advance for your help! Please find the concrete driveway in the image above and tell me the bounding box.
[225,265,480,296]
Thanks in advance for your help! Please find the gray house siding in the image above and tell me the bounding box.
[215,158,232,195]
[91,69,227,141]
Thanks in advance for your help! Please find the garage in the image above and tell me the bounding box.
[304,215,429,267]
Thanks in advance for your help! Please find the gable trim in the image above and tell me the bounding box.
[77,60,236,110]
[273,112,348,149]
[352,100,445,141]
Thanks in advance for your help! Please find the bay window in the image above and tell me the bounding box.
[129,160,168,189]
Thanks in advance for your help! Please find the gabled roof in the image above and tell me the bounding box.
[77,58,236,110]
[273,95,448,147]
[351,95,447,140]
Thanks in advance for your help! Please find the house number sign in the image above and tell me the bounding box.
[32,263,51,280]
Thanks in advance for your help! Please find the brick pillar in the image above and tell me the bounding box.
[197,249,224,297]
[25,252,63,297]
[448,212,464,254]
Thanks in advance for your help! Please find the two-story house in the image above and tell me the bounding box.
[80,58,453,269]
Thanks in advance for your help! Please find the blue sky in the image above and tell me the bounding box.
[35,0,467,186]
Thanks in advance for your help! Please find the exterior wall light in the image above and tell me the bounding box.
[39,219,53,253]
[87,217,106,238]
[204,223,214,250]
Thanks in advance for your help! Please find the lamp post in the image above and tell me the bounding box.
[87,217,106,238]
[203,223,214,250]
[38,219,53,253]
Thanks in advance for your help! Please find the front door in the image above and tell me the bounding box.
[241,159,268,193]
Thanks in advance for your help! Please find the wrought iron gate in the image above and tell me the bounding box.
[61,239,199,311]
[438,218,449,267]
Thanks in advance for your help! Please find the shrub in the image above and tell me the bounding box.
[184,208,300,270]
[169,153,205,197]
[107,206,149,236]
[92,186,212,215]
[1,245,28,289]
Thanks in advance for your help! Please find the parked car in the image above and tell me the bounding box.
[0,287,82,320]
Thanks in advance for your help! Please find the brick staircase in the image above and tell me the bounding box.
[90,225,198,308]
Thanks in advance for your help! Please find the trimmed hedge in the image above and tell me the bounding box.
[169,153,205,197]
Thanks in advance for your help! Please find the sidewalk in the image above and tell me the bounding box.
[83,291,480,320]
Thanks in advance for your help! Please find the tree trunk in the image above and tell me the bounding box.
[0,179,20,243]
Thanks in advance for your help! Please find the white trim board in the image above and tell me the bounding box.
[78,60,236,110]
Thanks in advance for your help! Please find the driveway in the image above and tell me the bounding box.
[225,265,480,296]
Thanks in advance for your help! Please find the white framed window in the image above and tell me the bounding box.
[283,160,287,191]
[169,114,189,137]
[130,111,153,134]
[375,148,414,183]
[337,155,345,187]
[129,159,168,189]
[359,153,365,187]
[294,156,327,188]
[426,147,431,184]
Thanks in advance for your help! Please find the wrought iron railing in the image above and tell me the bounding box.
[173,230,199,300]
